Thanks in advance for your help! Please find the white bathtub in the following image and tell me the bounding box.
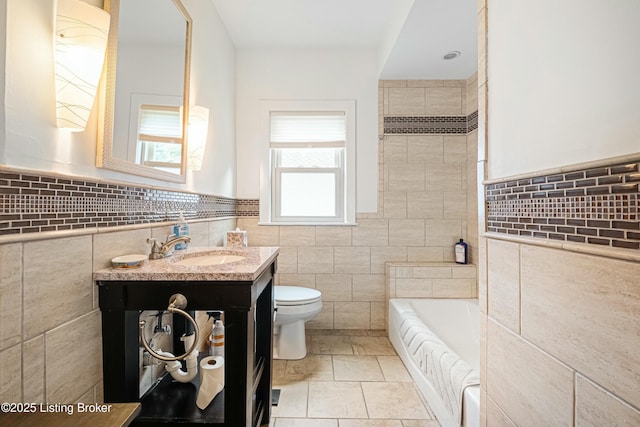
[388,298,480,427]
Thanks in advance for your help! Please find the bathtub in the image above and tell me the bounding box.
[388,298,480,427]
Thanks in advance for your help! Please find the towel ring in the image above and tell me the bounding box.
[139,294,199,362]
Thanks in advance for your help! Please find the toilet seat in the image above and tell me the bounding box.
[274,286,322,306]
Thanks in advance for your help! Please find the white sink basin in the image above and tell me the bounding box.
[174,254,246,267]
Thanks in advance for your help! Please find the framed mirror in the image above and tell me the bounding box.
[97,0,192,183]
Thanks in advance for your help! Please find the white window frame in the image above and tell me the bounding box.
[259,100,357,225]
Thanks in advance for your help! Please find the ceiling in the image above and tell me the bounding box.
[211,0,478,80]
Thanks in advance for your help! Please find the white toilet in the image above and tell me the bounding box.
[273,286,322,360]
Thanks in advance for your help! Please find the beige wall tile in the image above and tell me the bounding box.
[316,226,352,246]
[479,313,487,386]
[46,310,102,403]
[389,219,425,247]
[76,388,95,404]
[426,164,462,192]
[94,228,151,270]
[443,192,467,219]
[480,386,487,427]
[308,302,334,329]
[352,219,389,247]
[23,335,45,402]
[209,218,237,246]
[452,265,477,279]
[466,74,478,116]
[383,192,407,219]
[425,219,463,247]
[407,247,444,262]
[407,135,444,164]
[334,247,371,274]
[0,243,22,350]
[334,302,371,329]
[487,239,520,333]
[412,266,452,278]
[388,88,425,115]
[383,136,408,164]
[520,245,640,408]
[487,319,574,427]
[280,226,316,247]
[183,222,209,247]
[407,80,445,87]
[352,274,386,302]
[276,246,298,273]
[236,218,279,246]
[277,273,316,288]
[315,274,352,301]
[389,164,426,192]
[23,236,93,339]
[370,301,386,329]
[576,374,640,427]
[383,80,408,88]
[487,395,517,427]
[371,247,407,274]
[478,237,488,313]
[433,278,474,298]
[407,192,443,219]
[298,247,334,274]
[396,278,432,298]
[425,87,462,115]
[443,135,467,165]
[0,344,22,402]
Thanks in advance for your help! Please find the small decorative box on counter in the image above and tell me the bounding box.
[227,228,248,247]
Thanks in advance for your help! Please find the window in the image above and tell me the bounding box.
[136,105,183,173]
[260,101,356,224]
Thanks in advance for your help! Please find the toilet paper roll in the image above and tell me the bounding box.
[196,356,225,410]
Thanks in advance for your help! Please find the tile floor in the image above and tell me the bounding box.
[268,329,441,427]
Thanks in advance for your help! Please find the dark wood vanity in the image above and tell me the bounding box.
[95,247,278,427]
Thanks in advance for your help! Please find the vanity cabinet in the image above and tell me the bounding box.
[95,247,278,427]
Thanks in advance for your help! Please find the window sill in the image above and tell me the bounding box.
[257,221,359,226]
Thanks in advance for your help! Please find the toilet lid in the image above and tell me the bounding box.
[274,286,322,306]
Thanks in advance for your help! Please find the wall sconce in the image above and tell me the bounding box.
[55,0,110,131]
[187,106,210,171]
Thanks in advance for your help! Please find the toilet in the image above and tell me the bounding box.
[273,286,322,360]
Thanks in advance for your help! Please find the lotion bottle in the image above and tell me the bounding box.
[454,239,468,264]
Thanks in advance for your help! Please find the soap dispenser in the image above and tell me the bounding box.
[173,211,189,250]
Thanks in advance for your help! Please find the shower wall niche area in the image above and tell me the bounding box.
[95,252,277,427]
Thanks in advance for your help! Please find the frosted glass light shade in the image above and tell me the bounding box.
[55,0,110,131]
[187,106,209,171]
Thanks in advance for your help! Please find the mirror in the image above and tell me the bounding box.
[98,0,192,182]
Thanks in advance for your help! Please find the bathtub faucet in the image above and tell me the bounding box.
[147,234,192,259]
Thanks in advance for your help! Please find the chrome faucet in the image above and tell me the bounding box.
[147,234,192,260]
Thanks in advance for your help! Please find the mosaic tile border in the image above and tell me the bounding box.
[0,169,259,237]
[486,162,640,249]
[384,110,478,134]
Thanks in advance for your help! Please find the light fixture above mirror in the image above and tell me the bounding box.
[97,0,192,183]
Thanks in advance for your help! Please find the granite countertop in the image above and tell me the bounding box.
[93,246,279,282]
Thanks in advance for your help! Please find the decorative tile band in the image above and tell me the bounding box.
[486,162,640,249]
[0,169,260,237]
[384,111,479,134]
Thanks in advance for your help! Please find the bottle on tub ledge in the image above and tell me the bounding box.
[454,238,469,264]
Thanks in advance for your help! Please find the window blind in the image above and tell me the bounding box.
[138,105,182,139]
[270,112,346,145]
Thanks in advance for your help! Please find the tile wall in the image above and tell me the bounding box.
[237,76,479,330]
[0,195,236,404]
[477,0,640,423]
